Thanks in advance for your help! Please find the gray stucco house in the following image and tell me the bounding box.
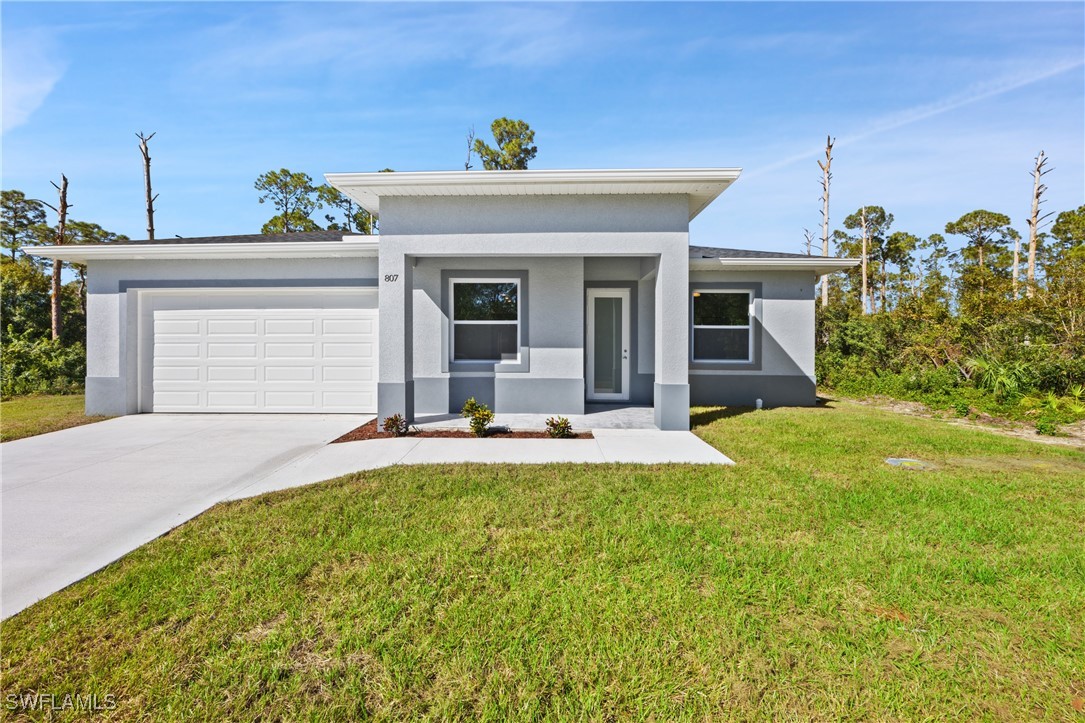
[29,168,855,431]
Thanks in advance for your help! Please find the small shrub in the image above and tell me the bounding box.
[1036,418,1059,436]
[461,397,494,438]
[545,416,574,438]
[954,401,970,418]
[382,414,409,437]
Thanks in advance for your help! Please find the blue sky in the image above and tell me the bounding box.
[3,2,1082,254]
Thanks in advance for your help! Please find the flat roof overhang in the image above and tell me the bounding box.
[324,168,742,221]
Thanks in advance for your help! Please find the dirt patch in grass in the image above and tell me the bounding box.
[331,419,593,443]
[945,455,1085,475]
[845,394,1085,449]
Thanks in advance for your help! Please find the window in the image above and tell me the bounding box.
[450,279,520,362]
[692,290,752,362]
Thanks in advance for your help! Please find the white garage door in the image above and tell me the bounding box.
[152,308,377,412]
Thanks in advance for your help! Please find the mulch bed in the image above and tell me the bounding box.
[331,419,593,443]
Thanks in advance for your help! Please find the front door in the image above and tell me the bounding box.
[586,288,631,401]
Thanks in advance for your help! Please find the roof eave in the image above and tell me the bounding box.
[23,240,380,263]
[689,257,860,275]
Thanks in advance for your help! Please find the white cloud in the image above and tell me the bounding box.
[2,30,67,134]
[182,3,630,85]
[746,56,1085,179]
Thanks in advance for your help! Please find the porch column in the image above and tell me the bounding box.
[654,242,690,430]
[377,241,414,422]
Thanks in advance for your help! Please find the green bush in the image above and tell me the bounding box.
[545,416,574,438]
[1,334,86,398]
[954,401,971,417]
[460,397,495,438]
[1035,418,1059,436]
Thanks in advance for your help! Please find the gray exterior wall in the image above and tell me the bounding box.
[377,194,692,429]
[687,269,819,407]
[84,257,378,416]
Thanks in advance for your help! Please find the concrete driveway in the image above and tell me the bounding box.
[1,414,367,619]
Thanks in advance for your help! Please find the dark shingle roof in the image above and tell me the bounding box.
[113,230,364,245]
[689,245,813,260]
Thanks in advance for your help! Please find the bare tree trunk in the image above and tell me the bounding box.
[50,175,69,340]
[137,132,158,241]
[76,265,87,316]
[1026,150,1052,298]
[1012,233,1021,299]
[860,207,869,314]
[465,126,475,171]
[818,136,834,307]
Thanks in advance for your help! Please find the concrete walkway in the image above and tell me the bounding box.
[2,414,730,619]
[225,429,734,500]
[1,414,367,619]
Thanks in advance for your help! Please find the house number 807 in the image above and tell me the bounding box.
[383,274,399,282]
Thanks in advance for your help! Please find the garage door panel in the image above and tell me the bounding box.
[208,391,258,408]
[207,366,258,382]
[208,319,258,335]
[265,319,316,335]
[155,366,202,382]
[322,391,374,408]
[265,366,316,382]
[152,307,377,413]
[208,343,258,359]
[155,343,201,358]
[322,366,371,382]
[265,343,316,359]
[155,319,201,335]
[323,318,374,335]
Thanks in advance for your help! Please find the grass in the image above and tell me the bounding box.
[0,394,108,442]
[2,401,1083,720]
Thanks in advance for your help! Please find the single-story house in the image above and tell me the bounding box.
[28,168,856,431]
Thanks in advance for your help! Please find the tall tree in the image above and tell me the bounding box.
[945,210,1014,295]
[916,232,949,302]
[842,206,892,313]
[473,118,537,170]
[818,135,834,307]
[1050,204,1085,250]
[255,169,321,233]
[136,131,159,241]
[1,190,48,259]
[317,185,373,234]
[884,231,919,307]
[1025,151,1053,298]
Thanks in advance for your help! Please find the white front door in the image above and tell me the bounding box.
[586,288,631,402]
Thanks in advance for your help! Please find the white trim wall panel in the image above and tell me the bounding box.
[152,308,377,413]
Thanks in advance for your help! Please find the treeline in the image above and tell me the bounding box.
[1,188,128,397]
[816,191,1085,431]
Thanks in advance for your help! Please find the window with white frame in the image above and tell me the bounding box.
[692,290,753,362]
[450,279,520,362]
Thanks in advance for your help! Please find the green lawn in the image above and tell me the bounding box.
[0,394,108,442]
[2,402,1083,720]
